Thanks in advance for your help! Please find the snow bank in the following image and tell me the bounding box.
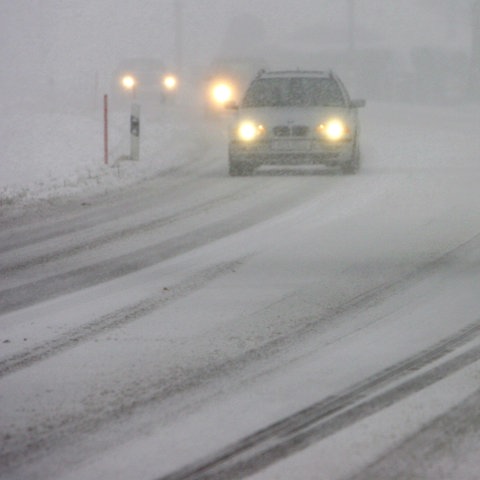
[0,105,207,205]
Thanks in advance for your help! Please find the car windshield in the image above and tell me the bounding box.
[242,77,346,108]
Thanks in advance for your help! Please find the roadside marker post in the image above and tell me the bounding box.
[103,94,109,165]
[130,103,140,161]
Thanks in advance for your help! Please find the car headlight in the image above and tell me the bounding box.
[163,74,178,91]
[236,121,265,142]
[121,75,137,90]
[318,119,350,141]
[211,82,234,105]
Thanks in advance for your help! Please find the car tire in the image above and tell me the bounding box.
[341,142,360,175]
[229,158,254,176]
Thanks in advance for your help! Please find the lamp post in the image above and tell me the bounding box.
[471,0,480,100]
[347,0,356,88]
[174,0,184,79]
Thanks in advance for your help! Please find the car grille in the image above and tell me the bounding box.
[273,125,309,137]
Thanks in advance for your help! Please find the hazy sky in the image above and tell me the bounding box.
[0,0,474,108]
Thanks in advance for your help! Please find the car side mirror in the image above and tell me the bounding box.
[350,99,366,108]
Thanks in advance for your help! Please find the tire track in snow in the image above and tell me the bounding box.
[156,319,480,480]
[0,258,244,379]
[0,175,329,314]
[2,238,478,477]
[0,183,259,273]
[0,157,218,253]
[0,209,257,315]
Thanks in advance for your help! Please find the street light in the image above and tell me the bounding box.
[347,0,356,88]
[174,0,184,78]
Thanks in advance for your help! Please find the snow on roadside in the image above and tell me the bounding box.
[0,106,208,206]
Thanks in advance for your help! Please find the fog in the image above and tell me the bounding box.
[3,3,480,479]
[1,0,478,113]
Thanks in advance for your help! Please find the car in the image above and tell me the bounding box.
[227,70,365,176]
[112,57,178,106]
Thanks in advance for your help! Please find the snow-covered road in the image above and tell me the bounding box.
[1,102,480,480]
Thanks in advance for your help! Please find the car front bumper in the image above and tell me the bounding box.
[229,138,355,167]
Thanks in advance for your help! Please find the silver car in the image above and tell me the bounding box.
[228,70,365,176]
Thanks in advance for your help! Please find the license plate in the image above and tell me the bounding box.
[272,139,310,151]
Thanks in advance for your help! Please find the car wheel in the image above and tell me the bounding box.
[229,158,254,176]
[341,142,360,175]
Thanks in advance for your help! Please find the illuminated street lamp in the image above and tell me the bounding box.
[347,0,356,87]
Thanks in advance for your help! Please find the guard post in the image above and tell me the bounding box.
[103,94,109,165]
[130,103,140,161]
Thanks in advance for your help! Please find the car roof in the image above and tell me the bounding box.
[256,70,334,80]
